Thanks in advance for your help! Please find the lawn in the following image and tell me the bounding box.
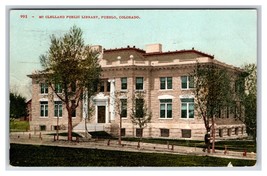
[9,144,256,167]
[10,120,29,132]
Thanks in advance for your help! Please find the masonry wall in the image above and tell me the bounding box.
[30,78,83,132]
[99,64,247,140]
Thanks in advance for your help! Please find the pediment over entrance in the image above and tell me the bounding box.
[93,93,109,100]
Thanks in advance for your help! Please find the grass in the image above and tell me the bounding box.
[10,120,29,132]
[121,137,256,153]
[10,144,256,167]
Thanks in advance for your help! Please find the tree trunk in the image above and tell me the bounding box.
[211,116,215,153]
[118,115,122,145]
[67,110,73,141]
[56,114,59,140]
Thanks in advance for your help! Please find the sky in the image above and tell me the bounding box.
[9,9,257,99]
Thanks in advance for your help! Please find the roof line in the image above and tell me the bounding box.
[144,49,214,58]
[103,46,146,53]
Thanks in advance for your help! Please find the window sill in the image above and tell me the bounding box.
[135,90,145,92]
[40,93,49,95]
[181,88,195,90]
[159,118,173,119]
[53,117,63,119]
[159,89,173,91]
[39,117,48,118]
[180,118,195,120]
[120,90,128,92]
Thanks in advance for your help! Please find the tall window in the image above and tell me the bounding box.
[55,83,62,93]
[100,81,105,92]
[136,77,144,90]
[54,101,62,117]
[40,83,48,94]
[121,77,127,90]
[181,76,194,89]
[160,77,172,90]
[121,99,127,118]
[107,81,110,92]
[135,98,144,118]
[160,99,172,118]
[181,98,194,119]
[40,101,48,117]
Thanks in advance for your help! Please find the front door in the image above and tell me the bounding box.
[97,106,106,123]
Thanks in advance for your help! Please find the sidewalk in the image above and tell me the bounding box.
[9,132,256,161]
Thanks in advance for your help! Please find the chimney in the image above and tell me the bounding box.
[145,43,162,53]
[90,45,103,52]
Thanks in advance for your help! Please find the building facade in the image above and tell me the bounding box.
[28,43,247,140]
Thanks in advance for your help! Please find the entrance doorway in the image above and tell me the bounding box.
[97,106,106,123]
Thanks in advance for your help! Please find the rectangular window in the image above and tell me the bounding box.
[40,101,48,117]
[54,101,62,117]
[219,129,223,137]
[121,77,127,90]
[235,127,239,135]
[136,77,144,90]
[160,99,172,118]
[136,128,143,137]
[181,98,194,119]
[135,98,144,118]
[55,83,62,93]
[160,129,170,137]
[40,125,46,131]
[100,81,105,92]
[181,129,191,138]
[181,76,194,89]
[160,77,172,90]
[53,125,60,130]
[227,128,232,136]
[121,99,127,118]
[40,83,48,94]
[107,81,110,92]
[121,128,126,136]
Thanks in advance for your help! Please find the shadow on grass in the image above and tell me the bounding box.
[10,144,256,167]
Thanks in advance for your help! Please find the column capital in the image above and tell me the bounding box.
[108,79,115,83]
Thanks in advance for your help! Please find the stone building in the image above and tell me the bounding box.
[28,43,247,140]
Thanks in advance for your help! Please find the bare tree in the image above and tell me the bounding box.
[130,92,152,142]
[114,91,128,145]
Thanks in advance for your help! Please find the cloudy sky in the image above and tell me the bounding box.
[9,9,257,99]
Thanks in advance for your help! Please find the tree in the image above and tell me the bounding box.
[238,63,257,140]
[39,26,101,141]
[130,93,152,143]
[193,63,233,153]
[10,91,28,119]
[114,91,128,145]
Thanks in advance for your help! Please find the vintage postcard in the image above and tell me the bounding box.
[9,8,258,168]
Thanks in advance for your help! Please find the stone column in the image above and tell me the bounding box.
[108,79,115,121]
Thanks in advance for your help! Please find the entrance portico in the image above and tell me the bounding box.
[93,93,109,124]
